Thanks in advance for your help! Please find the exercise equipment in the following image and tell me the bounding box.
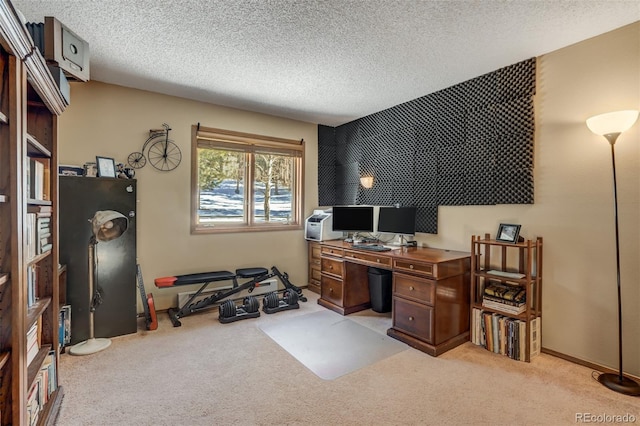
[262,289,300,314]
[218,296,261,324]
[155,266,306,327]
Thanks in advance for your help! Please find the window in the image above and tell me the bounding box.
[191,125,304,233]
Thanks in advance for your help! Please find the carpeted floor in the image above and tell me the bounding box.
[56,291,639,425]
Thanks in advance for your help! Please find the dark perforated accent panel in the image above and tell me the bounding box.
[318,125,336,206]
[416,205,438,234]
[317,58,536,233]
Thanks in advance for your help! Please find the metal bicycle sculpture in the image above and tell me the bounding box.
[127,123,182,171]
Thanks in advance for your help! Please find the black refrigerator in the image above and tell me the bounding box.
[60,176,137,344]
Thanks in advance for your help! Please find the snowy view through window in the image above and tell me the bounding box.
[199,179,292,224]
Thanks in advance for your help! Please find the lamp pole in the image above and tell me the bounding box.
[586,110,640,396]
[606,133,623,385]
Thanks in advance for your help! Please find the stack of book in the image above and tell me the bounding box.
[482,280,526,315]
[27,205,52,255]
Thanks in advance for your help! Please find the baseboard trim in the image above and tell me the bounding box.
[542,347,640,381]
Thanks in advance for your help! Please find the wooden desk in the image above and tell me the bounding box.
[317,240,471,356]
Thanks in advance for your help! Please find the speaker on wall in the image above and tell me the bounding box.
[44,16,90,82]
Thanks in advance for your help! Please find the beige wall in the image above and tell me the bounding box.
[58,21,638,375]
[58,83,318,314]
[417,22,640,375]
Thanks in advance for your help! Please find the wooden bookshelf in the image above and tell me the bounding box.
[0,0,71,423]
[470,234,543,362]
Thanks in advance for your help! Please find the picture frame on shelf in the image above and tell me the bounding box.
[496,223,521,243]
[96,156,116,178]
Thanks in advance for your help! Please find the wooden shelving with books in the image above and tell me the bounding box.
[0,0,73,423]
[470,234,543,362]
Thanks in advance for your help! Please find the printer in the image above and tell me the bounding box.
[304,209,343,241]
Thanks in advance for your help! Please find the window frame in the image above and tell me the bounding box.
[191,125,304,234]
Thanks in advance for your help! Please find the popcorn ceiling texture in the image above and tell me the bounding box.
[11,0,640,126]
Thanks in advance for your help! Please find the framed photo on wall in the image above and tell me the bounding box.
[96,156,116,178]
[496,223,521,243]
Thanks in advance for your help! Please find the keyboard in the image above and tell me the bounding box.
[351,244,392,252]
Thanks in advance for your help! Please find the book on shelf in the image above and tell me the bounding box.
[26,322,39,365]
[40,350,57,400]
[26,264,38,307]
[27,158,44,201]
[486,269,525,279]
[27,204,52,214]
[25,213,37,260]
[59,304,71,346]
[24,211,53,255]
[484,280,525,302]
[27,157,50,201]
[26,379,40,426]
[483,294,524,307]
[530,317,541,358]
[482,298,526,315]
[471,309,540,362]
[482,280,526,314]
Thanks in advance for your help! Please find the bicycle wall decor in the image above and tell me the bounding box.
[128,123,182,171]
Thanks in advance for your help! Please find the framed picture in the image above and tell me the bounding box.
[496,223,521,243]
[96,156,116,178]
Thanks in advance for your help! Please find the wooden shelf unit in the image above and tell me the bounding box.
[470,234,543,362]
[0,0,70,423]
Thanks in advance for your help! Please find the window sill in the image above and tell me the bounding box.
[192,223,303,234]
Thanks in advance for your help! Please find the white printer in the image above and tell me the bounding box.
[304,209,343,241]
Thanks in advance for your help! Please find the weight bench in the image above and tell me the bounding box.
[155,266,306,327]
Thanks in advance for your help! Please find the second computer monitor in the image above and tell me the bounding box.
[377,206,417,235]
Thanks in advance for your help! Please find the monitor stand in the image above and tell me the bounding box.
[344,232,361,244]
[386,234,410,247]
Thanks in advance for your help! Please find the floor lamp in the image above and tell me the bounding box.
[586,109,640,396]
[69,210,129,356]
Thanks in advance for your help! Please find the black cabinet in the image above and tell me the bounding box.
[60,176,137,343]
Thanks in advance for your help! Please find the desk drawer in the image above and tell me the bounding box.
[393,297,434,343]
[310,266,322,282]
[394,272,435,305]
[321,246,344,257]
[344,250,392,267]
[321,275,343,306]
[321,257,344,277]
[310,244,322,260]
[393,259,434,278]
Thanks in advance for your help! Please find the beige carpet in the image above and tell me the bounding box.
[56,292,639,425]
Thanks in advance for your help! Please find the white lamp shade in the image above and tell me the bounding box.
[90,210,128,241]
[586,110,639,136]
[360,176,374,188]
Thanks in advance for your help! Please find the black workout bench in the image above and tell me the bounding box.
[155,266,306,327]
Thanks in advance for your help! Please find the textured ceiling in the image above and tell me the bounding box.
[11,0,640,127]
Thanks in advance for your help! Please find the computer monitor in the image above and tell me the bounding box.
[377,206,417,236]
[331,206,374,232]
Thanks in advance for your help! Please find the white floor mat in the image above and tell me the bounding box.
[259,310,407,380]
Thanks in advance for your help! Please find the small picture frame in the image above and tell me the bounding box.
[496,223,522,243]
[96,156,116,178]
